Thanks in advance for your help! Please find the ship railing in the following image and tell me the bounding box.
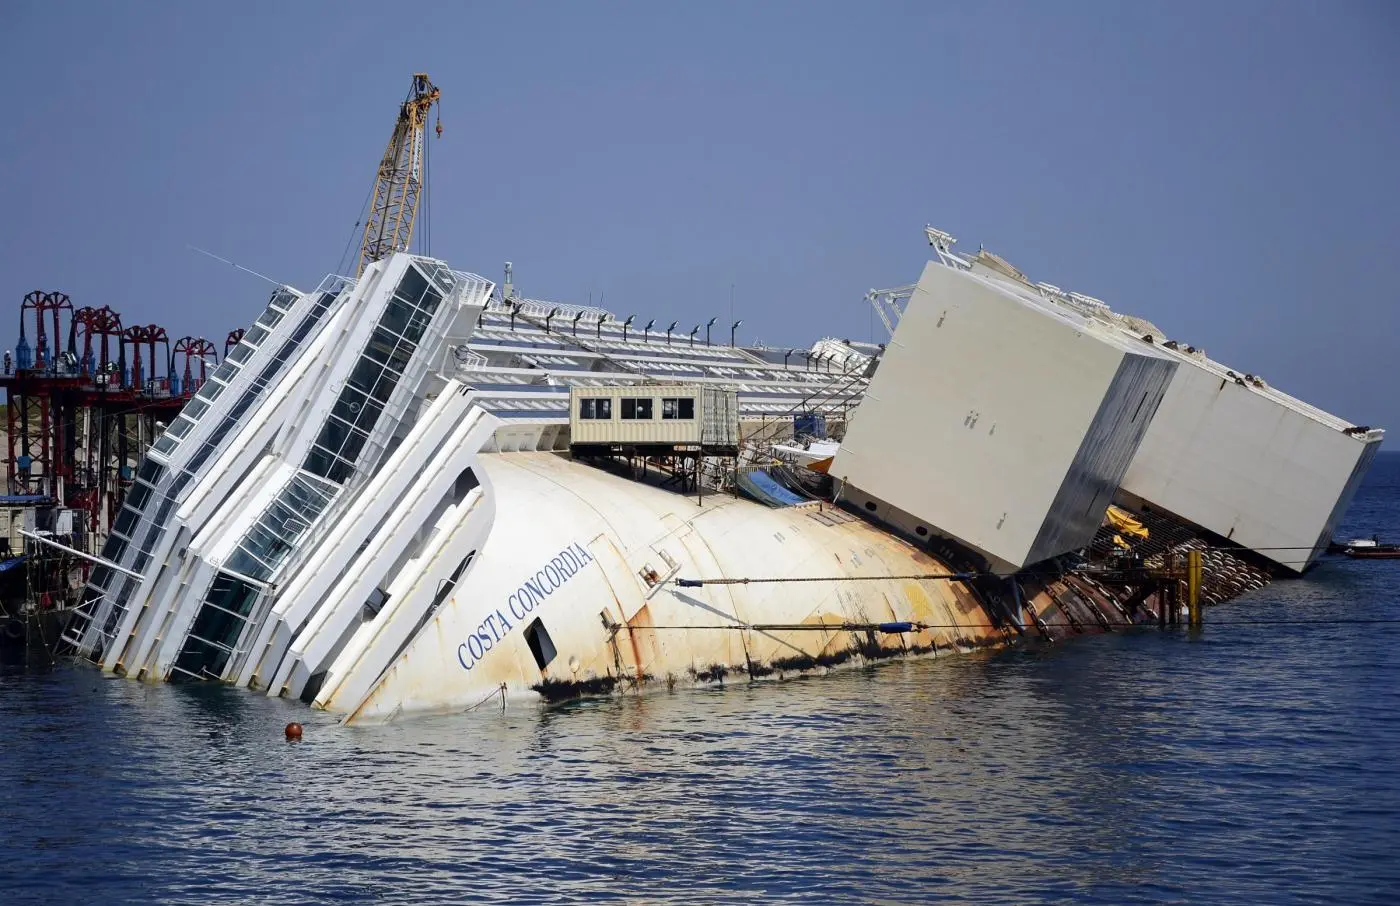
[737,367,866,455]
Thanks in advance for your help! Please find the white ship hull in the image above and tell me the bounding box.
[332,450,1093,723]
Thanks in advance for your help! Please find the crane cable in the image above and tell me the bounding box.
[336,175,378,279]
[421,102,432,259]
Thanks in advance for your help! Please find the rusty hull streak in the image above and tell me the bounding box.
[535,561,1238,704]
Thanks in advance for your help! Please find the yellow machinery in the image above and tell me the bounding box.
[356,73,442,277]
[1105,504,1150,550]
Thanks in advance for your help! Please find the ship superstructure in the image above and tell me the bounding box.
[877,227,1384,574]
[63,255,493,679]
[833,258,1178,572]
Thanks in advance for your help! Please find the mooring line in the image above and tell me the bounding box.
[675,573,982,587]
[629,618,1400,631]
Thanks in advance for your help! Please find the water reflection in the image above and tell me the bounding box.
[6,458,1400,906]
[3,614,1399,905]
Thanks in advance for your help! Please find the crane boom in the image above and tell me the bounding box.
[356,73,441,277]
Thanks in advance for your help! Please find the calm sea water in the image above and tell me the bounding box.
[4,454,1399,905]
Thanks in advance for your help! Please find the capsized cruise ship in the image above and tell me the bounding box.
[58,230,1382,722]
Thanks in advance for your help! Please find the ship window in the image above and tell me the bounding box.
[379,297,419,341]
[87,567,114,600]
[915,525,929,537]
[136,459,165,486]
[864,501,878,512]
[579,398,611,420]
[365,326,415,374]
[112,506,139,539]
[393,264,431,311]
[662,397,695,420]
[303,445,351,483]
[210,360,237,384]
[347,357,396,403]
[524,618,557,671]
[331,387,385,434]
[621,398,653,420]
[126,480,154,512]
[227,344,254,365]
[172,637,232,681]
[308,416,371,475]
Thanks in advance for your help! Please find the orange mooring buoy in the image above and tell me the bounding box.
[285,722,303,741]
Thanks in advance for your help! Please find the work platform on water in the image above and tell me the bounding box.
[0,289,245,662]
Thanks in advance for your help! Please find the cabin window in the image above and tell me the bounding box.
[662,397,695,420]
[112,506,139,539]
[579,398,611,420]
[125,480,155,513]
[210,360,238,384]
[621,397,654,420]
[524,618,558,671]
[136,458,165,486]
[194,380,224,404]
[168,416,196,440]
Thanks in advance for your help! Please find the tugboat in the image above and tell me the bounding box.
[1331,536,1400,559]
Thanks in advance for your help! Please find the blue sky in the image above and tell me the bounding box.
[3,1,1397,429]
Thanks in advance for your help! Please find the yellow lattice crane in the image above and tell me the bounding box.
[356,73,442,277]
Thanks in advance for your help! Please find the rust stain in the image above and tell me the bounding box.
[625,603,658,681]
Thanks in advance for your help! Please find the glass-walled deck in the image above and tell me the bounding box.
[169,259,462,680]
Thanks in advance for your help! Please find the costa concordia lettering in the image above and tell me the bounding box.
[56,227,1381,723]
[460,544,595,671]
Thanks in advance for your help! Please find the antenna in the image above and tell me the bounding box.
[186,245,283,287]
